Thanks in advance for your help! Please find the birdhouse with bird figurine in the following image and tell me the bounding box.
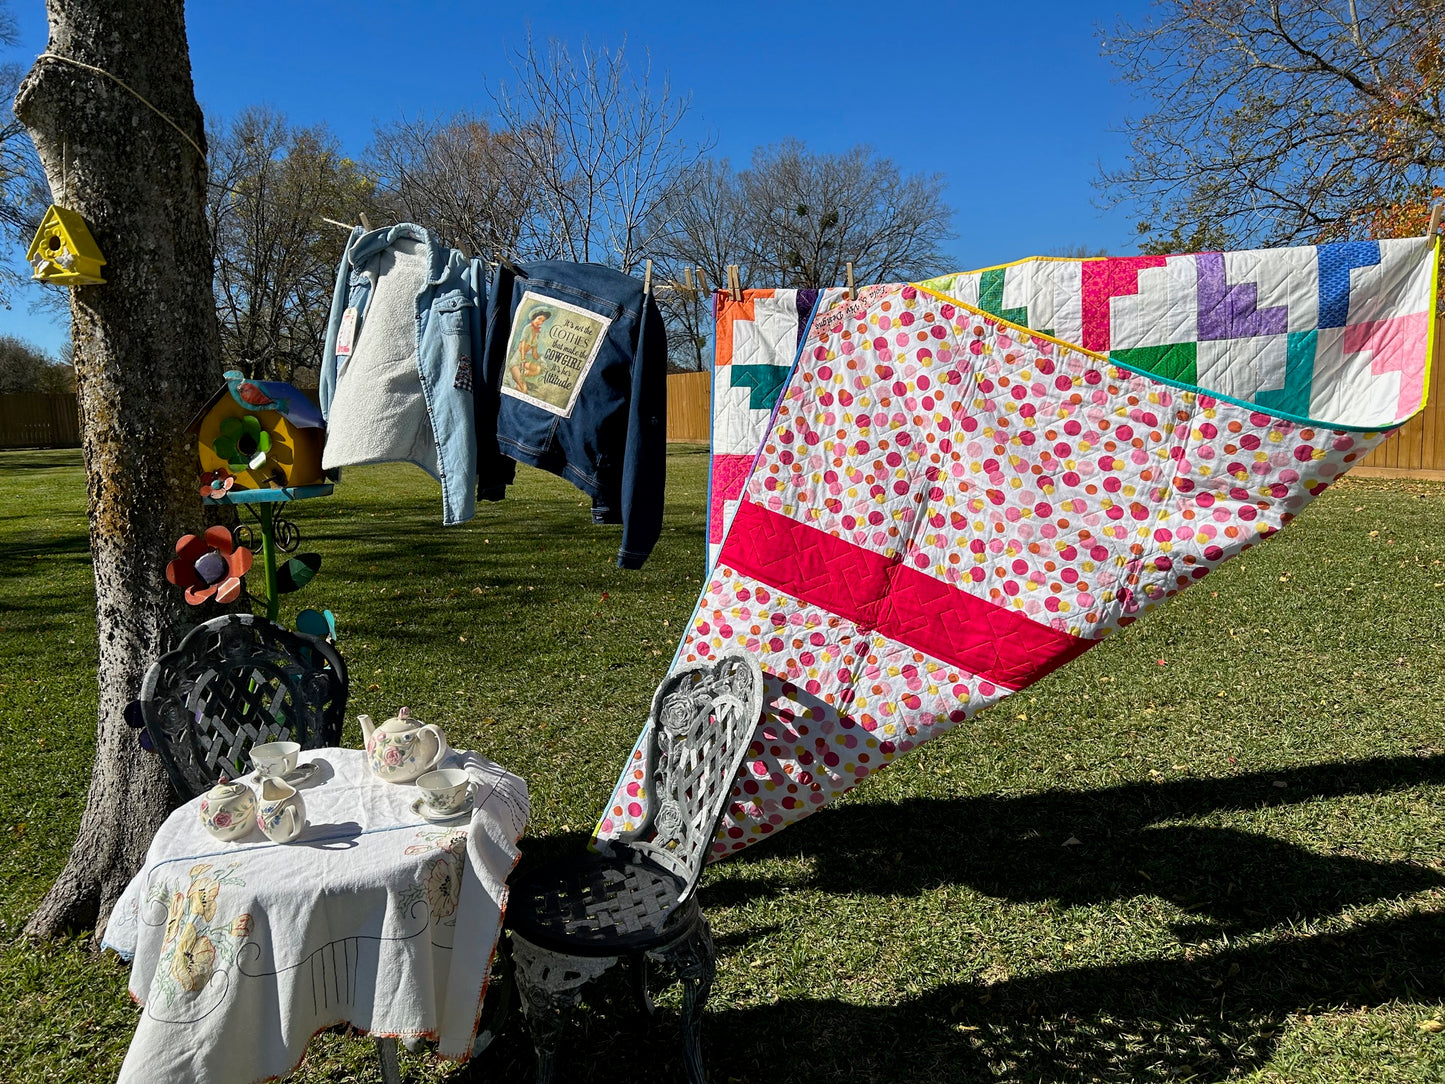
[187,371,327,489]
[26,205,106,286]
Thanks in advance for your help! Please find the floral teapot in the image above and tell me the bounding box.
[359,706,448,783]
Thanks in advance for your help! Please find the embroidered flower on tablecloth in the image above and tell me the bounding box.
[213,414,272,472]
[171,920,216,992]
[230,913,253,938]
[162,892,185,948]
[187,875,220,922]
[423,852,461,921]
[166,526,252,606]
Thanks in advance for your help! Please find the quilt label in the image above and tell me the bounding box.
[501,291,612,417]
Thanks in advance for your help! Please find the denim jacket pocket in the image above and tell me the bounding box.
[433,292,474,334]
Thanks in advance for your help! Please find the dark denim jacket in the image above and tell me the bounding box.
[479,260,667,569]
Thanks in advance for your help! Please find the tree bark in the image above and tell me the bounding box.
[16,0,222,940]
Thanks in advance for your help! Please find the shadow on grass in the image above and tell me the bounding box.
[0,449,84,470]
[466,907,1445,1083]
[712,753,1445,931]
[697,907,1445,1082]
[464,755,1445,1082]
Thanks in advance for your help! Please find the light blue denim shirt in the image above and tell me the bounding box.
[319,224,485,524]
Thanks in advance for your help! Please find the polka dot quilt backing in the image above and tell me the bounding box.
[597,237,1440,860]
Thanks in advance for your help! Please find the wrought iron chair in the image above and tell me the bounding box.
[137,612,347,801]
[505,650,765,1084]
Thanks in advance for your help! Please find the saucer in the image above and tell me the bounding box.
[254,762,319,786]
[411,793,475,823]
[283,762,320,785]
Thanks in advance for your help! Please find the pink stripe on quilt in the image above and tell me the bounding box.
[719,499,1093,690]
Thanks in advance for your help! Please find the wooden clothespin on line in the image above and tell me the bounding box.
[845,262,856,301]
[319,214,377,235]
[726,265,742,302]
[1427,204,1443,255]
[694,267,707,296]
[645,265,702,300]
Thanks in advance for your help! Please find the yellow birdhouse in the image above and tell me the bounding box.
[186,372,327,489]
[26,205,107,286]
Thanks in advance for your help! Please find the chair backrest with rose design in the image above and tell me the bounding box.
[505,649,764,1084]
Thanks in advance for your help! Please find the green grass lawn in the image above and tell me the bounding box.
[2,445,1444,1083]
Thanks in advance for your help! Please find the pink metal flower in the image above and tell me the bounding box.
[166,525,253,605]
[199,469,236,499]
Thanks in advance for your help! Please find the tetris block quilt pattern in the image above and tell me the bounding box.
[708,287,849,568]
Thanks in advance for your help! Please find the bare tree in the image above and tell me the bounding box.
[738,140,953,288]
[492,35,705,271]
[368,112,536,260]
[0,2,50,307]
[1101,0,1445,249]
[647,157,745,370]
[17,0,222,939]
[0,333,73,391]
[209,107,375,384]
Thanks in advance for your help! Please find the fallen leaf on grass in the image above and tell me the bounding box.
[1421,1019,1444,1033]
[1272,780,1288,788]
[367,683,380,692]
[1062,836,1082,847]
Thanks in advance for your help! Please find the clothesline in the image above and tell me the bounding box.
[317,215,707,298]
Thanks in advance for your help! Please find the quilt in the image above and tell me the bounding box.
[708,288,849,568]
[599,237,1438,858]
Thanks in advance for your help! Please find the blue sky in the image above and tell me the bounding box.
[2,0,1155,356]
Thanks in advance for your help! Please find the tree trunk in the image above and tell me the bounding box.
[16,0,222,940]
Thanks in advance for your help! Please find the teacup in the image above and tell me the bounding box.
[250,740,300,779]
[417,768,471,816]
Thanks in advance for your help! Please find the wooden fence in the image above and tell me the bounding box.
[1355,312,1445,478]
[667,371,710,442]
[0,393,80,448]
[14,369,1445,471]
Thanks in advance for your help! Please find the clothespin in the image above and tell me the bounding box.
[845,262,855,301]
[683,267,695,295]
[359,213,373,231]
[319,217,355,233]
[643,258,653,295]
[1427,204,1443,255]
[496,253,529,280]
[727,264,742,302]
[695,267,707,296]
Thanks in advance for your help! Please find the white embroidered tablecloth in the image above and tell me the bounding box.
[103,747,529,1084]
